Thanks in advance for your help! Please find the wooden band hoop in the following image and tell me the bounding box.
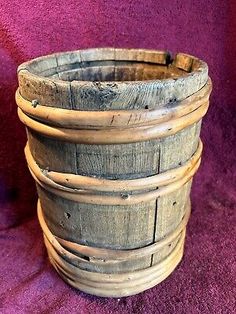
[38,199,190,263]
[16,79,211,129]
[16,79,211,145]
[25,140,202,205]
[46,233,185,297]
[38,199,188,296]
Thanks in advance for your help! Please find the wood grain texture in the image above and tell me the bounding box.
[33,134,161,271]
[18,48,208,110]
[17,100,208,144]
[16,80,211,129]
[29,122,200,272]
[151,122,201,264]
[37,187,157,272]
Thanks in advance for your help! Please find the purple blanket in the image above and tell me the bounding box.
[0,1,235,313]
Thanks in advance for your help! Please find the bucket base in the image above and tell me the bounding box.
[45,233,185,298]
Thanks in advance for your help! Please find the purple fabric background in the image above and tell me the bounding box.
[0,1,235,313]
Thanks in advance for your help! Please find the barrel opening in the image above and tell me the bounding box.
[22,49,205,83]
[55,61,189,82]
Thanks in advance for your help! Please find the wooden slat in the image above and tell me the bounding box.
[152,122,201,265]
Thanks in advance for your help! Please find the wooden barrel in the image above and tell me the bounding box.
[16,48,212,297]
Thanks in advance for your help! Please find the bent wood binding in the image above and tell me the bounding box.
[38,199,190,263]
[25,140,202,192]
[26,142,201,205]
[17,99,209,144]
[15,79,211,129]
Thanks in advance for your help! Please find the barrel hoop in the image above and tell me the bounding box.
[15,79,211,129]
[18,82,210,145]
[25,140,202,192]
[17,102,208,144]
[38,198,189,263]
[46,233,184,297]
[26,141,201,205]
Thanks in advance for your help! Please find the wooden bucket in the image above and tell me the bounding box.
[16,48,212,297]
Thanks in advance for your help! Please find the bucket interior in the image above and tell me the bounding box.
[57,61,188,82]
[28,49,197,83]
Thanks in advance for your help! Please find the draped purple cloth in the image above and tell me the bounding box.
[0,1,235,312]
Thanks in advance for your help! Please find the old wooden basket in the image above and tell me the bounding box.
[16,48,211,297]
